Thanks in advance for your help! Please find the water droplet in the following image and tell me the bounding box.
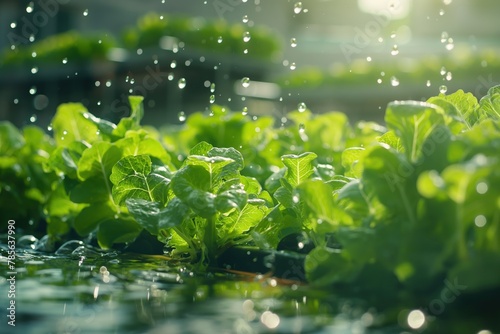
[29,114,37,123]
[440,31,448,43]
[242,107,248,116]
[390,31,397,39]
[29,86,37,95]
[290,62,297,70]
[297,102,307,112]
[426,80,431,87]
[168,73,174,81]
[475,215,487,227]
[440,66,447,76]
[377,78,383,84]
[62,58,68,64]
[445,38,454,50]
[83,9,89,16]
[210,83,216,93]
[439,85,448,94]
[34,94,49,110]
[10,22,16,29]
[407,310,426,330]
[95,81,101,87]
[178,78,186,89]
[26,2,34,13]
[446,71,452,81]
[170,60,177,68]
[391,45,399,56]
[243,31,251,43]
[476,182,488,194]
[217,36,223,43]
[366,56,372,62]
[105,80,112,87]
[242,15,249,23]
[209,94,215,103]
[178,111,186,122]
[130,78,135,84]
[390,76,400,86]
[443,0,452,4]
[439,8,445,15]
[292,195,300,203]
[241,77,250,88]
[290,38,297,47]
[294,2,303,14]
[31,52,37,58]
[31,67,38,74]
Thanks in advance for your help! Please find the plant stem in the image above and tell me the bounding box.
[204,215,217,266]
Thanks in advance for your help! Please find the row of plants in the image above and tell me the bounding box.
[1,86,499,305]
[277,48,500,89]
[0,13,281,67]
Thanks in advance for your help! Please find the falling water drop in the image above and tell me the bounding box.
[445,38,454,50]
[242,107,248,116]
[31,67,38,74]
[294,2,303,14]
[297,102,307,112]
[209,95,216,104]
[210,83,216,93]
[83,9,89,16]
[62,58,68,64]
[391,45,399,56]
[178,111,186,122]
[440,31,448,43]
[178,78,186,89]
[290,38,297,47]
[243,31,251,43]
[242,15,249,23]
[170,60,177,68]
[439,85,448,94]
[390,76,400,86]
[217,36,223,43]
[446,72,452,81]
[290,62,297,70]
[26,2,34,13]
[241,77,250,88]
[426,80,431,87]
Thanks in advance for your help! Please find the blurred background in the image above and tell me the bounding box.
[1,0,499,128]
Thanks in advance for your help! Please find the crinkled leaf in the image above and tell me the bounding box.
[215,188,248,213]
[341,147,365,178]
[185,155,234,190]
[189,141,213,155]
[158,197,190,230]
[77,142,122,180]
[171,164,216,218]
[428,89,479,129]
[281,152,317,187]
[219,202,268,241]
[385,101,447,163]
[478,84,500,120]
[52,103,101,147]
[115,130,171,165]
[110,155,170,205]
[126,198,161,235]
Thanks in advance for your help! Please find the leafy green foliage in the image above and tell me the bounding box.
[2,86,499,304]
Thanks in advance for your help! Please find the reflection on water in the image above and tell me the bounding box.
[1,241,379,334]
[0,239,496,334]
